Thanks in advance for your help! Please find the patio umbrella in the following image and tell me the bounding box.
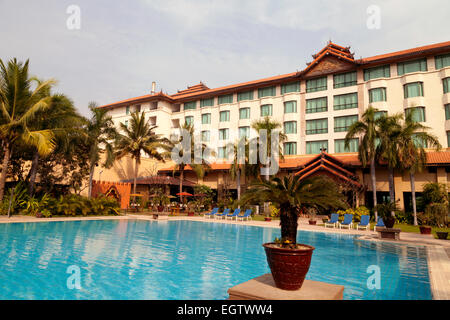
[176,192,193,196]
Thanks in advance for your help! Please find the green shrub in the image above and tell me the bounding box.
[336,206,369,222]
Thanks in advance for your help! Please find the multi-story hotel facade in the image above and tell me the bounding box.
[98,41,450,210]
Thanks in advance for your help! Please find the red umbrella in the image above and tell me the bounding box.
[176,192,193,196]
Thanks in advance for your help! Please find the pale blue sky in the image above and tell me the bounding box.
[1,0,449,116]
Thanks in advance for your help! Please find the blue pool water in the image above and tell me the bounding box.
[0,219,432,300]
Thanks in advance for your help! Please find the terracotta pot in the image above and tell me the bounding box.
[187,212,194,216]
[419,226,432,234]
[263,243,315,291]
[308,220,316,225]
[383,216,396,229]
[157,206,164,212]
[264,217,272,222]
[35,212,44,218]
[436,231,448,240]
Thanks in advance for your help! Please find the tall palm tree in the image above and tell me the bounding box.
[168,122,212,203]
[397,111,441,225]
[114,110,169,196]
[84,102,117,198]
[229,137,251,201]
[0,58,56,201]
[345,106,380,222]
[241,175,346,244]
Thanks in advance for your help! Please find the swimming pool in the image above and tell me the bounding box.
[0,219,432,300]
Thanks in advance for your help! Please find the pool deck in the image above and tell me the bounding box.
[1,214,449,300]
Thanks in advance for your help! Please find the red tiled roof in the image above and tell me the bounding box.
[121,175,196,187]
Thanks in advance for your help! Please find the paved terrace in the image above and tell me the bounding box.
[1,214,449,300]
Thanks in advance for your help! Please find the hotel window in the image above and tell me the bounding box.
[445,104,450,120]
[218,147,227,159]
[404,82,424,98]
[201,130,210,142]
[258,86,276,98]
[239,107,250,119]
[219,110,230,122]
[281,81,300,94]
[200,98,214,108]
[284,121,297,134]
[306,118,328,135]
[306,97,327,113]
[218,94,233,105]
[447,131,450,148]
[184,101,197,110]
[405,107,426,122]
[260,104,273,116]
[185,116,194,125]
[219,128,229,140]
[443,77,450,94]
[375,111,388,120]
[239,126,250,139]
[334,115,358,132]
[126,106,130,115]
[412,133,427,148]
[436,53,450,69]
[284,101,297,113]
[333,71,357,88]
[334,93,358,110]
[284,142,297,155]
[237,90,254,101]
[335,138,359,153]
[201,113,211,124]
[306,77,327,93]
[397,58,427,76]
[369,88,387,103]
[363,65,390,81]
[306,141,328,154]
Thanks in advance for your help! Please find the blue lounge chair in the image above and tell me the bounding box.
[204,207,218,219]
[356,215,370,230]
[237,209,252,221]
[215,208,230,219]
[339,214,354,229]
[226,208,241,220]
[373,217,385,231]
[324,213,339,228]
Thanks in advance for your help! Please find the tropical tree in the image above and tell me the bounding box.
[397,111,441,225]
[114,110,169,196]
[0,58,56,201]
[241,175,346,244]
[84,102,117,198]
[345,106,380,221]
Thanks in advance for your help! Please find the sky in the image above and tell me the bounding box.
[0,0,449,116]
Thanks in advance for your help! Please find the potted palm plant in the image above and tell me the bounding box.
[307,208,317,225]
[241,175,346,290]
[375,202,397,228]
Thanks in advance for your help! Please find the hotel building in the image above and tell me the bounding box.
[98,41,450,210]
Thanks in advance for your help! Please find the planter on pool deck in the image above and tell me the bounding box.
[383,216,396,229]
[436,231,448,240]
[263,243,315,291]
[264,217,272,222]
[308,220,316,225]
[419,226,432,235]
[187,212,195,217]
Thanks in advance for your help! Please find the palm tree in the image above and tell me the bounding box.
[84,103,117,198]
[397,111,441,225]
[168,122,212,203]
[229,138,250,201]
[114,110,169,197]
[0,58,56,201]
[241,175,346,244]
[345,106,380,222]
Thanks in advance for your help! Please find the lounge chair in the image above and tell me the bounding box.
[324,213,339,228]
[356,215,370,230]
[339,214,353,229]
[226,208,241,220]
[373,217,385,231]
[215,208,230,219]
[204,207,218,219]
[237,209,252,221]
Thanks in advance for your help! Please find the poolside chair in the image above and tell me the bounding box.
[215,208,230,219]
[324,213,339,228]
[356,215,370,230]
[204,207,218,219]
[226,208,241,220]
[339,214,354,229]
[237,209,252,221]
[373,217,385,231]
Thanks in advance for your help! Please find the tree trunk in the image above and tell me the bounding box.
[388,167,395,217]
[28,150,40,196]
[134,157,139,195]
[236,168,241,201]
[280,206,298,244]
[0,144,12,202]
[370,158,378,222]
[88,164,95,199]
[410,172,418,226]
[179,166,184,204]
